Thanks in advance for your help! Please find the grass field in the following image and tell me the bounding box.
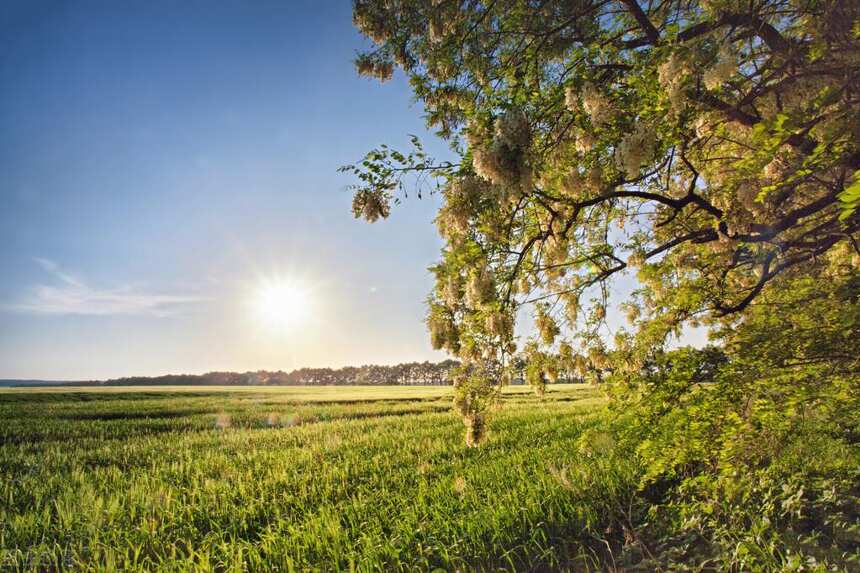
[0,384,635,571]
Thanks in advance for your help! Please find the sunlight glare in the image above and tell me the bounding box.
[253,278,313,331]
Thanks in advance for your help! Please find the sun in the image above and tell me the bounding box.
[253,278,312,331]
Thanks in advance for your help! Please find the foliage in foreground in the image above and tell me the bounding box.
[605,268,860,570]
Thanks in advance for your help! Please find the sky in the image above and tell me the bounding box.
[0,0,453,380]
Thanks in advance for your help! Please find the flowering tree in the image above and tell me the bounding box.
[342,0,860,445]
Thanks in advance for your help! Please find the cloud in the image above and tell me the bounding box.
[32,257,85,288]
[3,258,208,317]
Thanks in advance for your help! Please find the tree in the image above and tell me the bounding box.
[343,0,860,444]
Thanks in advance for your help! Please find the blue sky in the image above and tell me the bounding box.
[0,1,451,379]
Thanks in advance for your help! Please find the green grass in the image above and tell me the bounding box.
[0,384,634,571]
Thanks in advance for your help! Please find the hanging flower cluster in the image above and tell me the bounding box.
[580,82,613,127]
[471,109,532,190]
[354,53,394,82]
[485,310,513,340]
[462,412,486,447]
[763,149,796,184]
[428,308,459,353]
[562,292,579,326]
[428,9,444,43]
[441,274,463,308]
[560,169,585,197]
[564,86,578,112]
[575,130,596,154]
[587,344,610,370]
[658,54,691,113]
[694,114,715,138]
[451,362,502,447]
[703,44,737,90]
[436,175,486,241]
[351,189,391,222]
[535,304,560,345]
[621,301,642,324]
[524,360,548,396]
[465,266,496,308]
[615,122,656,179]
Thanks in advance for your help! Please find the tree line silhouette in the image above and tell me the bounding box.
[80,360,463,386]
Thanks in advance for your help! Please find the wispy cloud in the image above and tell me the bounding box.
[3,258,208,317]
[32,257,85,288]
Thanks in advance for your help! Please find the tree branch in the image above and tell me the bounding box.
[619,0,660,44]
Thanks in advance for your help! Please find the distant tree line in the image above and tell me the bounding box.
[82,360,463,387]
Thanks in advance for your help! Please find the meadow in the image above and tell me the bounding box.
[0,384,636,571]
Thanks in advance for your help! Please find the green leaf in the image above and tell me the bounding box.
[838,172,860,222]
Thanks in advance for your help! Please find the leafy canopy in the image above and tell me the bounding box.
[343,0,860,444]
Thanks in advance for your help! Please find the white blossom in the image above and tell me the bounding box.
[694,114,712,138]
[587,166,604,193]
[658,54,691,113]
[353,190,391,222]
[472,146,503,184]
[517,275,532,295]
[563,292,579,325]
[623,302,641,323]
[576,130,596,154]
[564,85,578,112]
[494,109,530,149]
[535,306,560,345]
[472,109,531,188]
[438,175,484,238]
[428,11,444,43]
[588,345,609,369]
[429,312,456,351]
[764,156,787,182]
[704,44,736,90]
[546,235,569,265]
[581,82,613,127]
[615,122,656,179]
[561,169,585,196]
[658,54,684,88]
[485,310,512,338]
[466,267,495,308]
[442,275,462,308]
[463,414,485,447]
[627,249,647,269]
